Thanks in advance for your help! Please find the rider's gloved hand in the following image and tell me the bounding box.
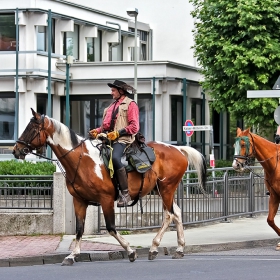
[89,129,98,139]
[107,131,119,141]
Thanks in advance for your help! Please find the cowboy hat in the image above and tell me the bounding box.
[107,80,136,94]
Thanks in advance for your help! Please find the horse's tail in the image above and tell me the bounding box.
[178,146,207,194]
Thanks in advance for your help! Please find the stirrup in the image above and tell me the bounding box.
[117,192,132,207]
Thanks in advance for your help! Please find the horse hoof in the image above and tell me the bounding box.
[148,251,158,260]
[128,251,137,262]
[61,258,74,266]
[172,251,184,259]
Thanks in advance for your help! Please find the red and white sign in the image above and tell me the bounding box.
[184,120,194,137]
[210,154,215,167]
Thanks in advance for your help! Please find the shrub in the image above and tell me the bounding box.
[0,160,56,175]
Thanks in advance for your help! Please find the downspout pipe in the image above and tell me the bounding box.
[106,21,121,49]
[14,8,19,140]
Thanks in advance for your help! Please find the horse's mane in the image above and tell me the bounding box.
[50,118,80,147]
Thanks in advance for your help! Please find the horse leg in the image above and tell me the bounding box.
[149,207,174,260]
[62,197,88,266]
[102,200,137,262]
[266,193,280,250]
[171,201,185,259]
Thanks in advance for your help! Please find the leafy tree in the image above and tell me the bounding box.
[189,0,280,131]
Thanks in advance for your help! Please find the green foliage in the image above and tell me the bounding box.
[120,231,131,235]
[189,0,280,130]
[0,160,56,175]
[212,159,234,168]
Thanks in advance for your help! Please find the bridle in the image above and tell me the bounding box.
[14,114,94,203]
[15,115,46,157]
[233,133,279,184]
[233,134,255,167]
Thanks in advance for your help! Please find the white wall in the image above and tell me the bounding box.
[67,0,197,67]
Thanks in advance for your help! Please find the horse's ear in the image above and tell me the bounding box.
[236,127,242,135]
[244,128,251,133]
[31,108,41,121]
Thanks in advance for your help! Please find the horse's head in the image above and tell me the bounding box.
[232,127,254,172]
[12,108,47,159]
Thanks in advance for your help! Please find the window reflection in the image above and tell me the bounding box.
[0,14,16,51]
[0,97,15,140]
[87,30,102,62]
[36,19,55,52]
[64,24,79,60]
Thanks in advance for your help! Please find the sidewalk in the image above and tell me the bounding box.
[1,214,280,267]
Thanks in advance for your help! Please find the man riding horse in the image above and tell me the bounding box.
[89,80,139,207]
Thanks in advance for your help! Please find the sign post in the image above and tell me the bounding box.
[183,124,216,197]
[184,120,194,146]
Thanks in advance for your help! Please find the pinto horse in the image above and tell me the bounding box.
[13,109,207,265]
[232,128,280,249]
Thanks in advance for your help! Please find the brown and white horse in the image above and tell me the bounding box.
[13,109,207,265]
[232,128,280,249]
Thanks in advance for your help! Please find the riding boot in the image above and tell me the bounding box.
[116,167,132,207]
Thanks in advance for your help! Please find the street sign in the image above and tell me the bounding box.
[184,120,194,137]
[247,90,280,98]
[183,125,212,131]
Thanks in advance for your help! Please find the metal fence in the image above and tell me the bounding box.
[0,175,53,209]
[0,167,268,232]
[98,166,268,231]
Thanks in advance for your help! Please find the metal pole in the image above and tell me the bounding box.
[201,92,205,155]
[47,10,52,158]
[134,15,138,103]
[14,8,19,140]
[152,77,155,141]
[182,78,187,145]
[65,59,70,127]
[47,9,52,117]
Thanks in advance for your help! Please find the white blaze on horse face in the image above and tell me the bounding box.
[232,139,241,169]
[84,141,103,180]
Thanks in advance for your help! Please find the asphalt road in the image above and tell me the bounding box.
[1,246,280,280]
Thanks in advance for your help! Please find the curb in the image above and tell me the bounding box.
[1,238,279,267]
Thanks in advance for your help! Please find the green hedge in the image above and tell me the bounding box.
[0,160,56,175]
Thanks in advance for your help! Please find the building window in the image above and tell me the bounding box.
[0,14,16,51]
[87,30,102,62]
[171,96,183,144]
[108,35,123,61]
[63,24,79,60]
[61,94,153,141]
[0,94,15,141]
[37,94,48,114]
[138,96,153,142]
[36,19,55,52]
[129,28,148,61]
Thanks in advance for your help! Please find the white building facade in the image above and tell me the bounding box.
[0,0,231,160]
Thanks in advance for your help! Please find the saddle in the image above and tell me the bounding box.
[98,132,156,206]
[100,132,156,175]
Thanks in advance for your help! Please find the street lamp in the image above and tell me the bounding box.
[126,8,138,103]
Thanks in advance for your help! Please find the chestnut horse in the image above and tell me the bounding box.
[13,109,207,265]
[232,128,280,249]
